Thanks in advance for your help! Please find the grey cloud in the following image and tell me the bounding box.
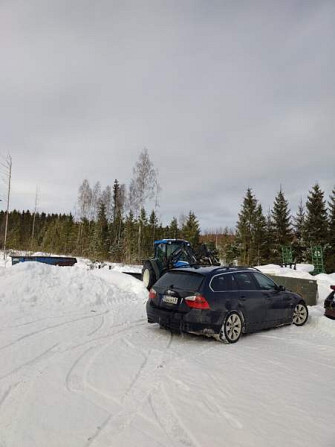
[1,0,334,230]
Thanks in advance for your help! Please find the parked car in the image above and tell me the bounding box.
[324,285,335,318]
[146,266,309,343]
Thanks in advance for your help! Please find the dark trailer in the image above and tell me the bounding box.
[11,256,77,267]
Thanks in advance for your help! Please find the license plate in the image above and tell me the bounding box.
[162,295,178,305]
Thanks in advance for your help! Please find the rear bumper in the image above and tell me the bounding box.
[146,301,221,335]
[325,307,335,319]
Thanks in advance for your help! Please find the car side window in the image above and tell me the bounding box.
[252,272,277,290]
[234,272,259,291]
[210,274,233,291]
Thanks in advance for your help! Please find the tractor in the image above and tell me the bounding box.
[142,238,220,289]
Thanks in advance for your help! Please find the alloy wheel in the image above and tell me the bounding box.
[223,313,242,343]
[293,303,308,326]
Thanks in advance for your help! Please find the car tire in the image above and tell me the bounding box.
[292,302,308,326]
[142,262,156,290]
[219,312,243,344]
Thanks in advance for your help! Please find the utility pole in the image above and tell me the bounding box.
[1,155,12,260]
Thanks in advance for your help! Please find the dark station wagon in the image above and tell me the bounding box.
[146,266,309,343]
[324,285,335,319]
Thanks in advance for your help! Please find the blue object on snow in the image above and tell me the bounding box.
[11,256,77,267]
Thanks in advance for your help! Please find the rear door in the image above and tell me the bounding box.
[233,272,266,331]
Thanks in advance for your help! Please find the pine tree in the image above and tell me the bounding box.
[304,183,328,246]
[149,210,159,243]
[6,210,21,250]
[91,202,109,260]
[168,217,179,239]
[262,209,276,263]
[123,211,137,263]
[181,211,200,248]
[328,187,335,244]
[292,199,307,263]
[325,187,335,272]
[41,217,62,254]
[138,208,149,259]
[271,189,292,263]
[235,188,260,265]
[253,204,267,265]
[101,185,113,222]
[61,214,77,255]
[110,179,125,260]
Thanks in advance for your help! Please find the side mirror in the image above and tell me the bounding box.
[276,284,286,292]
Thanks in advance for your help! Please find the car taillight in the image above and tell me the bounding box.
[330,285,335,291]
[149,288,157,299]
[184,294,210,309]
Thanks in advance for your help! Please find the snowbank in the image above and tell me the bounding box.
[0,261,147,309]
[256,263,335,302]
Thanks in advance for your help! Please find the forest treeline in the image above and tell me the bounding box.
[1,181,334,272]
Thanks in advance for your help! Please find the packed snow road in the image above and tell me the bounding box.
[0,262,335,447]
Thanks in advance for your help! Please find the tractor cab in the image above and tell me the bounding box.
[153,239,193,269]
[142,239,196,289]
[142,238,219,290]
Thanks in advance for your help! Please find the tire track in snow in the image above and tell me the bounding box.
[0,382,22,441]
[83,331,175,446]
[149,386,202,447]
[0,343,59,381]
[86,314,106,337]
[145,333,221,447]
[61,319,147,353]
[84,330,211,446]
[3,309,90,330]
[65,320,149,400]
[0,385,12,409]
[0,310,109,352]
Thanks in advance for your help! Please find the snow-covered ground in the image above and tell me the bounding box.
[0,257,335,447]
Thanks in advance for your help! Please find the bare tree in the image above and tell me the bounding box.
[101,185,113,222]
[91,181,101,221]
[128,148,159,216]
[128,148,160,259]
[0,154,12,259]
[78,179,93,221]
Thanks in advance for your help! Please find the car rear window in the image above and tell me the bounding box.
[154,271,204,291]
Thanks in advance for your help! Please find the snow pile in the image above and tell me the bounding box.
[256,263,315,278]
[0,261,147,310]
[313,272,335,302]
[256,263,335,302]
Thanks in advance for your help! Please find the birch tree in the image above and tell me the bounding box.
[101,185,113,222]
[128,148,160,259]
[91,181,101,221]
[78,179,92,221]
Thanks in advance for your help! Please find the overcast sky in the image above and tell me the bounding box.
[0,0,334,231]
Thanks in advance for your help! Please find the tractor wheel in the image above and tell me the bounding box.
[142,262,156,290]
